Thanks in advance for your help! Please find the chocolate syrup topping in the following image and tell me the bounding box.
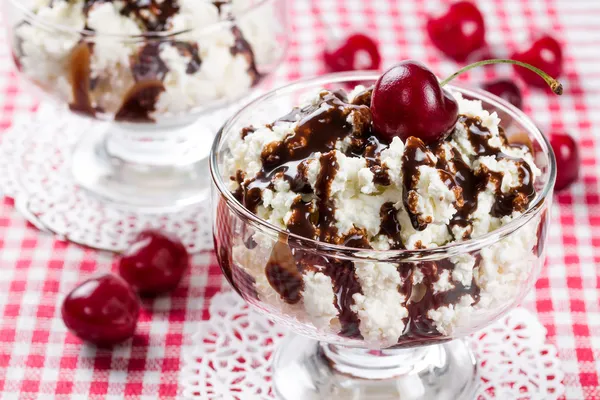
[115,80,165,122]
[460,115,498,156]
[402,137,436,230]
[262,93,370,171]
[69,42,97,117]
[237,91,372,242]
[293,250,364,339]
[449,154,482,234]
[350,86,374,106]
[314,151,339,242]
[231,26,261,85]
[399,258,481,344]
[265,239,304,304]
[342,231,372,249]
[361,136,391,186]
[379,202,404,249]
[120,0,180,32]
[490,157,535,217]
[131,43,168,82]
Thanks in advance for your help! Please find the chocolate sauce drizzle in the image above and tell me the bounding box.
[379,202,404,249]
[397,258,481,346]
[402,137,437,230]
[239,91,373,243]
[292,250,364,339]
[69,42,97,117]
[350,86,374,107]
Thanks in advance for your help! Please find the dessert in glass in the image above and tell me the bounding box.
[4,0,288,209]
[211,64,557,399]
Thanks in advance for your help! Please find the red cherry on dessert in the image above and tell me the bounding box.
[482,79,523,109]
[323,33,381,72]
[62,274,140,346]
[426,1,486,61]
[371,60,459,144]
[511,35,563,89]
[549,132,580,191]
[119,230,190,296]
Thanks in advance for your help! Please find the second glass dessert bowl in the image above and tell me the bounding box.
[211,71,556,399]
[5,0,288,210]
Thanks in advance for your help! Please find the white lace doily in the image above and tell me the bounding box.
[0,104,215,253]
[181,291,564,400]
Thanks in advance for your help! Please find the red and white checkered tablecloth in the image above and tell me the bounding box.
[1,0,599,398]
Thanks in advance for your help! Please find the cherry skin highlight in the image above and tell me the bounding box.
[512,35,563,89]
[323,33,381,72]
[61,274,140,346]
[371,60,459,144]
[119,230,190,296]
[482,79,523,109]
[426,1,486,61]
[549,132,580,191]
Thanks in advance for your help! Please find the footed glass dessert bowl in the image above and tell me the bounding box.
[210,70,556,399]
[4,0,288,210]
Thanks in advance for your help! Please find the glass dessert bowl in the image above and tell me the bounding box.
[4,0,288,210]
[210,71,556,399]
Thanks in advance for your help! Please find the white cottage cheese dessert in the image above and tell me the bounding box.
[222,85,545,348]
[13,0,280,122]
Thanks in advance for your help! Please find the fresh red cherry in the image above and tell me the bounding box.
[482,79,523,109]
[371,60,459,144]
[426,1,486,61]
[511,35,563,89]
[323,33,381,72]
[62,274,140,346]
[119,230,190,296]
[549,132,580,191]
[371,59,562,144]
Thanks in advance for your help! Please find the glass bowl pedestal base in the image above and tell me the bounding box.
[72,121,215,212]
[273,335,478,400]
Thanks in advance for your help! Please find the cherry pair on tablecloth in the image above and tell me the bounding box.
[61,230,190,345]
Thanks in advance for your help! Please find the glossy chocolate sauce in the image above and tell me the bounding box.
[239,91,372,242]
[379,202,404,249]
[119,0,181,32]
[231,26,261,85]
[402,137,436,230]
[398,257,481,344]
[460,115,498,156]
[265,239,304,304]
[69,42,97,117]
[292,250,364,339]
[131,43,168,81]
[115,80,165,122]
[361,136,391,186]
[350,86,374,107]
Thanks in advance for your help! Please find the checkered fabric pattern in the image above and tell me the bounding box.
[0,0,599,398]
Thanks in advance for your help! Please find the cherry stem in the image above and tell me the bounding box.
[440,59,563,95]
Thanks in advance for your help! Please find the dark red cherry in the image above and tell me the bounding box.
[482,79,523,109]
[371,61,459,144]
[549,132,579,191]
[119,230,190,296]
[62,274,140,346]
[511,35,563,89]
[323,33,381,72]
[426,1,486,61]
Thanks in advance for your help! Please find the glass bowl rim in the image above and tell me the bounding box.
[210,70,557,261]
[7,0,276,39]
